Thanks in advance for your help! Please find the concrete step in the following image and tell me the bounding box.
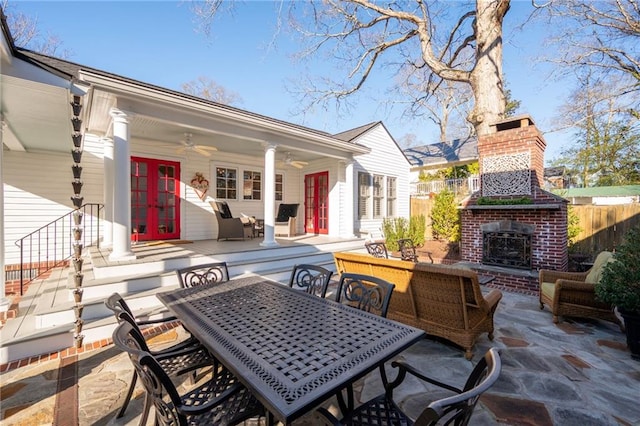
[0,239,364,364]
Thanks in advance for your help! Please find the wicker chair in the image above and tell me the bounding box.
[274,203,299,237]
[112,321,264,426]
[288,264,333,298]
[106,293,214,425]
[335,272,395,318]
[176,262,230,288]
[210,201,254,241]
[539,251,624,330]
[316,348,501,426]
[365,242,389,259]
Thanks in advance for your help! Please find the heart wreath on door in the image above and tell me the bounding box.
[191,172,210,201]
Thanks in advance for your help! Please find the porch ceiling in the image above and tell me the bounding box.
[1,59,73,153]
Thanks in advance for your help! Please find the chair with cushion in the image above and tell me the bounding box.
[106,293,215,425]
[335,272,395,318]
[316,347,501,426]
[210,201,254,241]
[288,264,333,298]
[365,241,389,259]
[274,203,299,237]
[113,321,265,426]
[539,251,624,330]
[176,262,230,288]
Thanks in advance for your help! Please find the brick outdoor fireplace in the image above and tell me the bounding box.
[460,115,568,293]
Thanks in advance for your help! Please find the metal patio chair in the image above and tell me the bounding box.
[317,347,502,426]
[365,241,389,259]
[106,293,214,425]
[397,238,420,262]
[288,264,333,298]
[112,321,265,426]
[176,262,230,288]
[335,272,395,318]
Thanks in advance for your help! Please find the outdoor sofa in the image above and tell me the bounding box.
[333,251,502,359]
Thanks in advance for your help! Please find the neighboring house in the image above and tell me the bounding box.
[404,136,479,197]
[553,185,640,205]
[0,12,410,290]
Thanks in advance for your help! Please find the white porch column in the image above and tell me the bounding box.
[102,137,114,248]
[260,143,279,247]
[109,109,136,260]
[343,159,355,238]
[0,120,11,312]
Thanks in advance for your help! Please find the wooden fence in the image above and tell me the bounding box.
[410,198,640,256]
[570,204,640,254]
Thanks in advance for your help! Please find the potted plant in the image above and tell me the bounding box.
[595,225,640,360]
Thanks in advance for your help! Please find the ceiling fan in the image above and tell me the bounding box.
[277,152,309,169]
[176,133,218,157]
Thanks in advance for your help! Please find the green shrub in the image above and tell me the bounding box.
[476,196,532,205]
[382,215,426,251]
[431,189,460,243]
[595,225,640,313]
[567,205,582,251]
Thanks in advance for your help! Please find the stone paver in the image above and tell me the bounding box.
[1,289,639,425]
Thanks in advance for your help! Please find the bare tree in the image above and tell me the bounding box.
[2,1,69,57]
[537,0,640,117]
[553,71,640,186]
[192,0,511,136]
[181,76,243,106]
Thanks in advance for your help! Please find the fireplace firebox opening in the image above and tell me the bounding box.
[481,220,535,270]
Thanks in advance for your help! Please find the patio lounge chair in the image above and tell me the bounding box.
[210,201,254,241]
[274,203,299,237]
[539,251,624,330]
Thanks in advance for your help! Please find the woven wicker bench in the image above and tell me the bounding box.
[333,251,502,359]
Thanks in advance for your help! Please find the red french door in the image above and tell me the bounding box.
[131,157,181,241]
[304,171,329,234]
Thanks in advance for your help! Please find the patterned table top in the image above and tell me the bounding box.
[157,275,425,424]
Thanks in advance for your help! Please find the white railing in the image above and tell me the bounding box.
[411,176,480,197]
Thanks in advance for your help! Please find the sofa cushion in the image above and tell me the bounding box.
[541,281,556,300]
[276,203,299,222]
[216,202,233,219]
[585,251,613,284]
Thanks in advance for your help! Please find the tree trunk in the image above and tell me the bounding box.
[468,0,509,136]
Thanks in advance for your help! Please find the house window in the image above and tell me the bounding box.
[387,177,396,217]
[275,173,283,201]
[358,172,370,219]
[243,170,262,200]
[373,175,384,218]
[216,167,237,199]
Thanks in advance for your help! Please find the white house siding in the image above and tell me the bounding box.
[3,142,103,265]
[350,125,411,238]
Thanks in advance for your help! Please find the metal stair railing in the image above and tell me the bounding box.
[14,203,103,295]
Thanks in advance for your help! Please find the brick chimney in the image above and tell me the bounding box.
[478,115,546,197]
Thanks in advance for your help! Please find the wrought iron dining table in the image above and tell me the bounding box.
[157,274,426,425]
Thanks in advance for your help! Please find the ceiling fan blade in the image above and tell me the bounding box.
[194,146,213,157]
[176,146,187,154]
[197,145,218,152]
[291,162,305,169]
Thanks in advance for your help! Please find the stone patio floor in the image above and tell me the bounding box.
[1,288,639,425]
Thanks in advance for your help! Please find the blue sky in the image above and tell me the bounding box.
[11,1,573,162]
